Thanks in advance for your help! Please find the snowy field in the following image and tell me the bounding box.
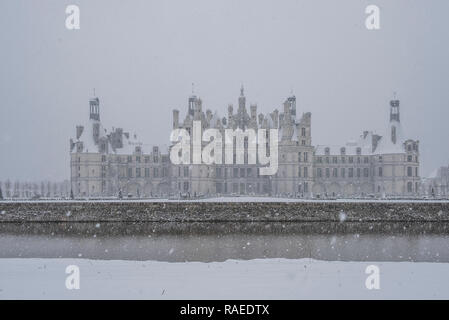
[1,258,449,299]
[1,196,449,204]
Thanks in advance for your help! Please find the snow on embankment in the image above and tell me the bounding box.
[1,258,449,299]
[1,200,449,222]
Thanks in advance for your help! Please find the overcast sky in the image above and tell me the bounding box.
[0,0,448,182]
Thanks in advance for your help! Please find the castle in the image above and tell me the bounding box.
[70,87,420,198]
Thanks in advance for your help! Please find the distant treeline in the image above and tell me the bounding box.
[0,180,71,199]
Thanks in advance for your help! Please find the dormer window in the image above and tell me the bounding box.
[356,147,361,155]
[325,147,330,156]
[340,147,346,155]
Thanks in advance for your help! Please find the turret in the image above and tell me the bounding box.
[89,97,100,121]
[390,99,400,123]
[390,97,400,144]
[250,104,257,120]
[238,85,246,111]
[287,95,296,118]
[227,104,233,127]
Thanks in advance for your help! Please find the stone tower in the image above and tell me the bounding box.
[390,98,400,144]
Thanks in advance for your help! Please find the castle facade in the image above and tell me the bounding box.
[70,88,420,198]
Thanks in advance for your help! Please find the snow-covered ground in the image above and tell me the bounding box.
[1,196,449,204]
[1,258,448,299]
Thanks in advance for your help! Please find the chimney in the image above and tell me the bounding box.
[173,109,179,129]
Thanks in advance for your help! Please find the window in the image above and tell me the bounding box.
[415,167,418,177]
[216,168,222,178]
[356,147,361,155]
[183,181,189,192]
[184,167,189,177]
[127,168,133,178]
[357,168,361,178]
[301,140,306,146]
[240,168,245,177]
[136,168,141,178]
[407,167,413,177]
[153,168,159,177]
[325,168,330,178]
[145,168,150,177]
[101,155,106,162]
[304,167,308,178]
[298,152,302,162]
[378,167,383,177]
[136,156,141,163]
[349,157,354,164]
[340,147,346,155]
[325,147,330,155]
[407,155,412,162]
[363,168,369,177]
[332,168,338,177]
[144,156,150,163]
[349,168,354,178]
[341,168,346,178]
[233,168,238,178]
[325,157,330,164]
[127,156,132,163]
[407,182,413,193]
[304,152,308,162]
[364,157,369,164]
[341,157,346,164]
[317,168,322,178]
[301,127,306,137]
[333,157,338,164]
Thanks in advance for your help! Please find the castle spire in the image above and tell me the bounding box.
[89,94,100,121]
[389,93,400,144]
[390,93,400,123]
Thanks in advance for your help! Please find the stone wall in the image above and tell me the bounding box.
[0,201,449,222]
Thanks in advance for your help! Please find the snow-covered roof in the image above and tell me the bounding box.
[113,133,143,155]
[374,121,406,154]
[315,120,410,156]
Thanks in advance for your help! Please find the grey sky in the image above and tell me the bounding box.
[0,0,448,181]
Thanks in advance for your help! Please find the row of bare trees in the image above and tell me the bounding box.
[0,180,71,200]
